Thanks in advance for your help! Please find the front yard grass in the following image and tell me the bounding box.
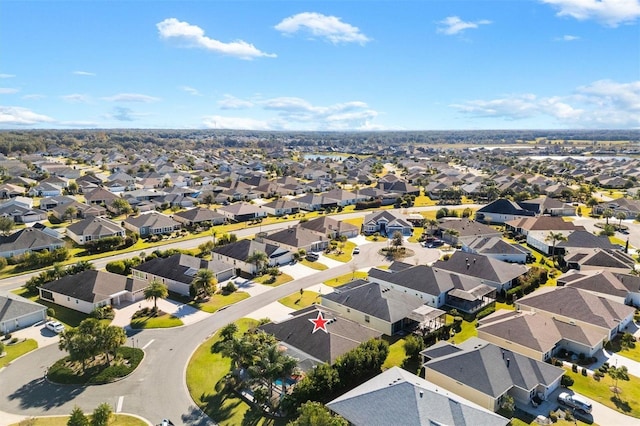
[189,291,250,314]
[12,288,88,328]
[252,273,294,286]
[186,318,283,426]
[130,312,183,329]
[565,368,640,418]
[9,415,148,426]
[324,241,356,262]
[0,338,38,368]
[324,271,368,287]
[278,290,320,309]
[300,259,328,270]
[606,334,640,363]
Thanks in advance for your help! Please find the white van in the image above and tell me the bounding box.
[558,392,592,413]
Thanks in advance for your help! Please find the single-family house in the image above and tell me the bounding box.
[211,239,292,275]
[83,187,119,207]
[461,236,531,264]
[558,269,640,307]
[298,216,360,239]
[123,212,181,237]
[519,197,576,216]
[0,202,48,224]
[27,182,64,197]
[259,305,383,365]
[0,227,65,258]
[321,280,445,335]
[259,226,330,253]
[327,366,509,426]
[217,202,267,222]
[39,270,146,314]
[0,183,26,199]
[131,253,234,296]
[172,207,226,227]
[0,292,47,334]
[593,198,640,219]
[292,193,339,212]
[50,200,107,221]
[564,248,636,273]
[259,199,300,217]
[422,338,564,412]
[436,218,501,246]
[475,198,536,224]
[66,216,126,245]
[363,210,413,236]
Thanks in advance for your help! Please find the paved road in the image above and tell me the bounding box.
[0,242,440,425]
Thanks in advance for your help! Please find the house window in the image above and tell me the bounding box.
[364,315,370,323]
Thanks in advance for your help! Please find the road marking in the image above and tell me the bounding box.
[142,339,154,350]
[116,396,124,413]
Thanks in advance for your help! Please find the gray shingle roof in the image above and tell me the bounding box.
[0,292,46,322]
[425,338,564,397]
[212,239,284,261]
[327,366,509,426]
[434,252,528,285]
[40,270,138,303]
[133,253,231,284]
[0,227,64,251]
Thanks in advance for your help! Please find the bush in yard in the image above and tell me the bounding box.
[561,374,574,387]
[581,367,588,376]
[10,337,18,344]
[572,363,578,373]
[0,341,4,354]
[0,257,7,271]
[223,281,237,293]
[47,308,55,318]
[403,334,425,360]
[67,406,89,426]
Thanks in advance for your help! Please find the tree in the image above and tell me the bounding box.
[602,208,614,225]
[59,319,101,371]
[248,343,297,401]
[64,206,78,223]
[246,250,268,275]
[67,406,89,426]
[144,279,168,311]
[391,231,403,252]
[500,394,515,415]
[545,231,567,263]
[426,219,438,235]
[111,198,132,216]
[608,365,629,398]
[0,216,14,236]
[203,193,214,206]
[100,325,126,363]
[90,403,113,426]
[403,334,425,360]
[219,323,238,342]
[288,401,348,426]
[586,197,598,209]
[67,181,79,195]
[616,212,627,230]
[191,268,217,299]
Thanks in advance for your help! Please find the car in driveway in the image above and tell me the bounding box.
[353,247,360,254]
[45,320,64,334]
[558,391,592,413]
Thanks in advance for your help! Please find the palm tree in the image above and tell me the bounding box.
[545,231,567,263]
[426,219,438,235]
[602,208,614,225]
[191,268,217,299]
[248,344,297,402]
[391,231,404,252]
[64,206,77,223]
[100,325,126,363]
[246,250,268,275]
[144,279,168,311]
[616,212,626,230]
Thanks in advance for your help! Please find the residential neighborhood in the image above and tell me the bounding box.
[0,131,639,426]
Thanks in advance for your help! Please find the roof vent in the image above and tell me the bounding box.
[419,390,424,398]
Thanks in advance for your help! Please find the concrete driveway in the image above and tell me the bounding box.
[6,320,61,349]
[111,298,210,328]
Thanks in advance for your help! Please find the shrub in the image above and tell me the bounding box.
[549,411,558,422]
[3,333,11,340]
[0,257,7,271]
[476,305,496,320]
[223,282,237,293]
[47,307,55,318]
[10,337,18,344]
[0,341,4,353]
[581,367,588,376]
[572,363,578,373]
[561,374,574,387]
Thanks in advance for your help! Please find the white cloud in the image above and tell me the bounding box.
[180,86,202,96]
[557,34,580,41]
[450,79,640,128]
[202,115,271,130]
[437,16,492,35]
[73,71,96,76]
[157,18,276,60]
[61,94,90,103]
[22,94,46,100]
[103,93,160,103]
[275,12,370,44]
[218,94,254,109]
[0,106,54,125]
[0,88,19,94]
[541,0,640,27]
[0,74,15,79]
[59,120,99,128]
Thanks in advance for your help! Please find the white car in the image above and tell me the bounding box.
[353,247,360,254]
[45,321,64,334]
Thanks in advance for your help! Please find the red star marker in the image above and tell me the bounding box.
[309,311,329,334]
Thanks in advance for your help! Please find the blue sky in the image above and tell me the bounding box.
[1,0,639,130]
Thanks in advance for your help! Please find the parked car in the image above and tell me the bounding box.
[160,420,174,426]
[558,392,592,413]
[45,321,64,334]
[305,252,319,262]
[353,247,360,254]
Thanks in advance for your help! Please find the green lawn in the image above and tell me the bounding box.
[278,290,321,309]
[9,414,148,426]
[189,291,250,313]
[382,337,407,370]
[450,319,477,344]
[414,195,437,207]
[606,335,640,363]
[12,288,88,328]
[300,259,328,270]
[324,241,356,262]
[130,312,183,329]
[565,368,640,418]
[408,227,424,243]
[324,271,368,288]
[342,217,363,229]
[253,273,294,286]
[186,318,283,426]
[0,339,38,368]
